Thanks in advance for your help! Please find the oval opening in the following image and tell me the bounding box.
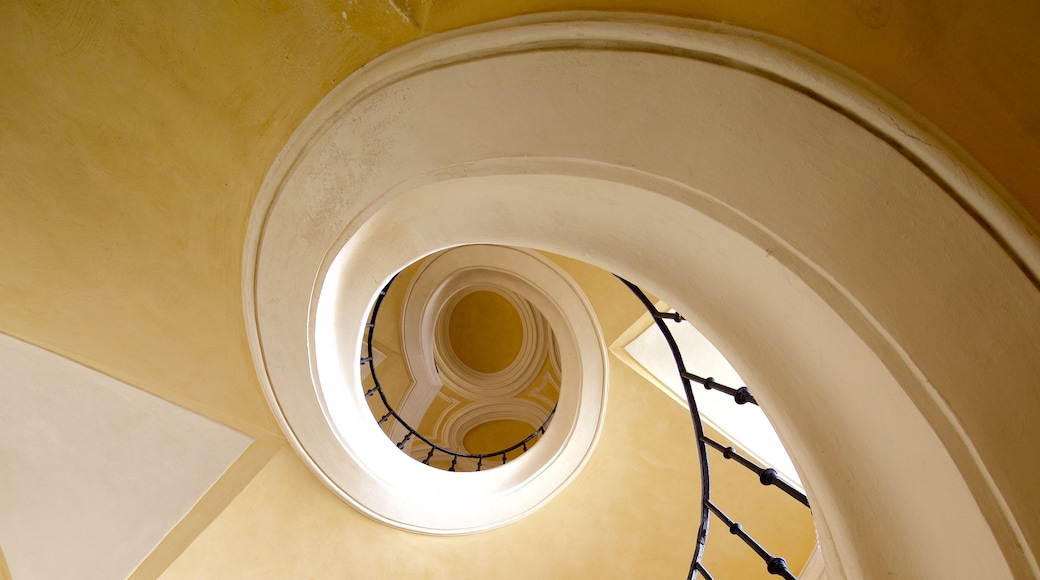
[362,252,561,471]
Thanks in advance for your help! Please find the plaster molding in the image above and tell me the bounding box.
[799,543,827,580]
[390,247,558,448]
[433,287,549,400]
[438,398,548,452]
[243,12,1040,575]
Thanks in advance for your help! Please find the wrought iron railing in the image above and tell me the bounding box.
[361,276,557,472]
[618,276,810,580]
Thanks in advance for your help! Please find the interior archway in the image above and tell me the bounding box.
[245,13,1040,578]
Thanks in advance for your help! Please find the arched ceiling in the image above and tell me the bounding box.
[448,290,524,374]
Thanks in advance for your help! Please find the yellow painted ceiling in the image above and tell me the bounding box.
[448,290,524,374]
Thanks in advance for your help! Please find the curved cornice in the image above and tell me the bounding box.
[244,13,1039,575]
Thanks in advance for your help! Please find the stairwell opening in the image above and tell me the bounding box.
[361,248,562,472]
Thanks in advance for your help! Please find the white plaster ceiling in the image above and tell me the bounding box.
[0,333,251,580]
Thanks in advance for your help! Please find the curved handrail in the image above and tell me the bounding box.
[362,276,557,472]
[617,276,809,580]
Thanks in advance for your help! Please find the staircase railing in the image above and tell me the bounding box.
[618,276,810,580]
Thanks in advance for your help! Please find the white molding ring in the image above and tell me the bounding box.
[243,12,1040,575]
[442,398,549,453]
[389,246,563,453]
[434,287,549,399]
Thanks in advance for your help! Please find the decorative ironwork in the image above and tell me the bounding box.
[618,276,810,579]
[362,276,557,472]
